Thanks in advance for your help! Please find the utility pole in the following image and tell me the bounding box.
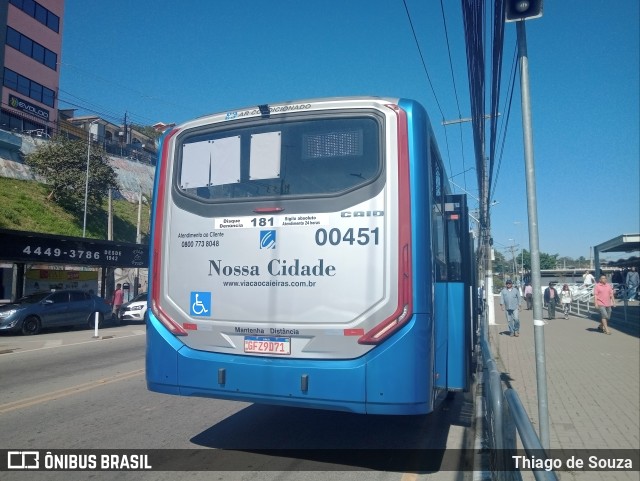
[443,118,498,326]
[481,169,496,326]
[514,220,525,284]
[83,119,99,237]
[134,185,143,296]
[107,188,113,240]
[508,240,520,282]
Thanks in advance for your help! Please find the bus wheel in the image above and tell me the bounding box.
[22,316,41,335]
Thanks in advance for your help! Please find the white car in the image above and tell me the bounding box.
[118,292,148,324]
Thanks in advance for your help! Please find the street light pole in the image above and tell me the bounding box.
[505,0,548,450]
[134,184,143,296]
[516,18,551,452]
[83,119,99,237]
[136,184,143,245]
[514,220,525,283]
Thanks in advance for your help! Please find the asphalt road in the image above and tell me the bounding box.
[0,324,482,481]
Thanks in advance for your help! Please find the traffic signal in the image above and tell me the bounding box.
[505,0,543,22]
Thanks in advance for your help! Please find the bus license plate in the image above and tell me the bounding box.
[244,336,291,355]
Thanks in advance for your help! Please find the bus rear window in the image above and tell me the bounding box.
[177,117,380,200]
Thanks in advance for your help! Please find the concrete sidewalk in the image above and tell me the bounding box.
[487,296,639,480]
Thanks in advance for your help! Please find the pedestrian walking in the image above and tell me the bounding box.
[111,283,124,316]
[524,282,533,310]
[499,280,522,337]
[560,284,572,319]
[626,266,639,302]
[594,274,614,335]
[543,282,560,320]
[583,270,596,286]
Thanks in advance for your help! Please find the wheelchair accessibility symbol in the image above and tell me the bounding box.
[190,291,211,317]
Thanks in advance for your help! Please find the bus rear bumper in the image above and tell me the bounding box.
[146,313,434,415]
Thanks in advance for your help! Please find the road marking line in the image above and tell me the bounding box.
[1,331,145,355]
[0,369,144,414]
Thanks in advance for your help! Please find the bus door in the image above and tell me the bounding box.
[434,194,473,391]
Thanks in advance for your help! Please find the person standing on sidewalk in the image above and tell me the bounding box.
[543,282,560,320]
[594,274,615,335]
[111,283,124,317]
[499,280,522,337]
[524,282,533,310]
[560,284,572,319]
[626,266,639,302]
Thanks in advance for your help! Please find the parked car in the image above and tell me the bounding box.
[118,292,148,324]
[0,290,112,335]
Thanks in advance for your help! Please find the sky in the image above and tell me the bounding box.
[58,0,640,262]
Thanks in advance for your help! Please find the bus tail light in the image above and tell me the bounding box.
[359,105,413,345]
[151,299,188,336]
[358,248,412,344]
[359,304,411,344]
[150,128,187,337]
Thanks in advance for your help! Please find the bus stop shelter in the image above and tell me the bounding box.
[594,233,640,277]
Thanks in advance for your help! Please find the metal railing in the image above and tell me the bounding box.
[564,283,638,324]
[480,318,559,481]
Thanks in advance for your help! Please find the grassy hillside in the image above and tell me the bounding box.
[0,177,150,243]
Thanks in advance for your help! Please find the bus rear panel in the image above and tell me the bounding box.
[146,97,472,415]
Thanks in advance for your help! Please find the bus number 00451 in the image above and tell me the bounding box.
[315,227,379,246]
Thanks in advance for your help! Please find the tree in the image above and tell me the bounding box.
[492,249,509,281]
[26,137,118,218]
[522,249,531,270]
[540,252,560,269]
[520,249,560,270]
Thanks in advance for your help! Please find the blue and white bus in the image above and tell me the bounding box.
[146,97,476,415]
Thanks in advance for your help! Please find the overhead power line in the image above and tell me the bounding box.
[439,0,469,191]
[491,43,519,200]
[487,0,506,203]
[401,0,446,120]
[460,0,486,201]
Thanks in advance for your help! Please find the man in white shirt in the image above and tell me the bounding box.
[583,270,595,286]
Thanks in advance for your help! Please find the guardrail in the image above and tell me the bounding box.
[480,318,559,481]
